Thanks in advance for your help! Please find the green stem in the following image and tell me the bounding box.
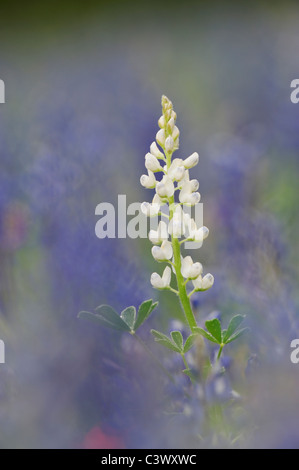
[217,344,224,361]
[171,233,197,330]
[181,353,189,370]
[133,333,175,383]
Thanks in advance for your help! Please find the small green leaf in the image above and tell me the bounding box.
[193,327,219,344]
[95,305,131,331]
[171,331,184,351]
[183,334,198,353]
[205,318,222,344]
[155,339,181,353]
[78,310,129,332]
[223,315,245,343]
[134,300,158,330]
[151,329,170,341]
[120,306,136,330]
[225,327,249,344]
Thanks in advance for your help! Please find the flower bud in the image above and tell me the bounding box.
[158,115,165,128]
[172,126,180,140]
[165,136,174,153]
[183,152,199,169]
[156,129,166,147]
[150,141,164,160]
[145,153,162,172]
[167,117,175,133]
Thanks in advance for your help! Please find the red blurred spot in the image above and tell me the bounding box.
[82,426,125,449]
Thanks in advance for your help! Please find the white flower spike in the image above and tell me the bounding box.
[140,95,213,329]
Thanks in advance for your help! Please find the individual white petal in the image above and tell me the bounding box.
[150,141,164,159]
[183,152,199,169]
[156,129,166,147]
[161,266,171,286]
[190,179,199,192]
[161,240,173,259]
[192,275,203,290]
[140,170,156,188]
[165,136,174,152]
[181,256,193,278]
[194,226,209,242]
[167,117,175,132]
[172,126,180,140]
[150,272,164,289]
[173,167,185,181]
[158,115,165,129]
[189,262,203,279]
[145,153,162,172]
[192,273,214,291]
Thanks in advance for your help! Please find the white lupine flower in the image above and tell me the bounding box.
[181,256,203,279]
[150,141,164,160]
[156,175,175,198]
[152,240,173,261]
[156,129,166,147]
[150,266,171,289]
[190,226,209,242]
[140,170,156,189]
[141,201,160,217]
[183,152,199,169]
[165,135,174,153]
[192,273,214,291]
[179,186,201,205]
[145,153,162,172]
[168,159,185,181]
[149,221,169,244]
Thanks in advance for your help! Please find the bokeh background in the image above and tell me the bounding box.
[0,0,299,448]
